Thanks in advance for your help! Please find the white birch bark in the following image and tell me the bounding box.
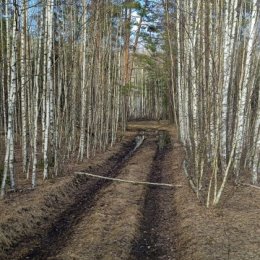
[20,0,28,176]
[1,5,17,196]
[42,6,47,153]
[234,0,258,175]
[78,0,88,161]
[220,0,238,167]
[189,0,199,146]
[32,22,42,188]
[251,86,260,184]
[43,0,54,179]
[176,0,184,141]
[1,0,9,139]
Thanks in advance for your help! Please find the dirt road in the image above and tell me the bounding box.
[1,121,259,260]
[25,133,177,260]
[1,128,179,260]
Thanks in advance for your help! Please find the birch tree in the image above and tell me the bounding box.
[1,1,18,196]
[43,0,54,179]
[164,0,260,205]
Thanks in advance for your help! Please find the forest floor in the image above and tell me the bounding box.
[0,121,260,260]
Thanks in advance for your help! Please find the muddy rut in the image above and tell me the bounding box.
[7,131,178,260]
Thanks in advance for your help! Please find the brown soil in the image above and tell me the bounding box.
[0,121,259,260]
[51,137,157,260]
[0,133,138,259]
[130,131,177,260]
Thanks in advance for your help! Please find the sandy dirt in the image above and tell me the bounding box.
[0,121,259,260]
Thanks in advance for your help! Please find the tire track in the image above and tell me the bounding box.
[130,131,176,260]
[46,137,158,260]
[11,136,141,260]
